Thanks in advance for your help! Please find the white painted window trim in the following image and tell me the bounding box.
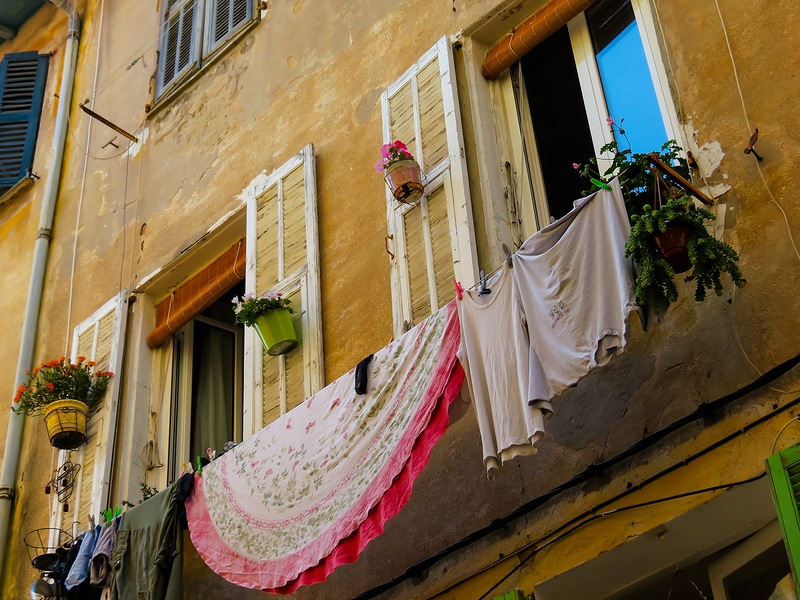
[493,0,681,240]
[382,36,479,338]
[708,520,784,600]
[49,293,128,537]
[243,143,323,433]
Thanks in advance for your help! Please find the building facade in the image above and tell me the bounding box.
[1,0,799,598]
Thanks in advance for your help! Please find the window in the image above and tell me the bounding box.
[382,37,479,337]
[510,0,679,230]
[168,290,244,481]
[0,52,48,195]
[156,0,255,98]
[49,294,127,535]
[244,144,323,429]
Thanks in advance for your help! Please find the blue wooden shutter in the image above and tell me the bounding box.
[207,0,253,54]
[157,0,199,96]
[0,52,49,192]
[766,442,800,598]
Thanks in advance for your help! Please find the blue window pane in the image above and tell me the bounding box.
[595,20,668,154]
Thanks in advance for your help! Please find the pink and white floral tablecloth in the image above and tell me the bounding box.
[185,301,464,592]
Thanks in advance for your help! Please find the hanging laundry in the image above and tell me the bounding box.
[512,178,640,398]
[109,480,183,600]
[65,524,100,589]
[90,520,117,589]
[457,262,553,478]
[185,301,463,592]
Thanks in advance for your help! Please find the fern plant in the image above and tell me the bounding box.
[579,136,743,312]
[625,195,743,312]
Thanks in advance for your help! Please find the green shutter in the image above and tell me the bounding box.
[0,52,49,192]
[492,590,531,600]
[766,442,800,598]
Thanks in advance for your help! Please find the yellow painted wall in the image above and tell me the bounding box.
[1,0,799,597]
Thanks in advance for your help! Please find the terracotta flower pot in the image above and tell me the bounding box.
[253,309,298,356]
[42,399,88,450]
[653,222,693,274]
[384,160,424,204]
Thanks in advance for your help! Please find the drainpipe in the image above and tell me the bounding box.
[0,0,81,583]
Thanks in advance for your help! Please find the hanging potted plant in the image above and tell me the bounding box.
[376,139,424,204]
[13,357,113,450]
[232,292,298,356]
[579,129,743,314]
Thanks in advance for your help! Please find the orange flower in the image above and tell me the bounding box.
[46,382,55,390]
[86,361,96,367]
[77,356,86,363]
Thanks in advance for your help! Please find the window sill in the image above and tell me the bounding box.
[0,175,36,208]
[146,17,261,118]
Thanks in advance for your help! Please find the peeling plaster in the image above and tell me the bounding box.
[127,125,149,157]
[682,119,726,178]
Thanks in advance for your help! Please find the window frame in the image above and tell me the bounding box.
[155,0,258,100]
[168,314,243,481]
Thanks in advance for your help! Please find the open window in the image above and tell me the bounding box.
[502,0,680,233]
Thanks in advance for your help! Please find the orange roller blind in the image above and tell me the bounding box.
[147,238,246,348]
[482,0,597,79]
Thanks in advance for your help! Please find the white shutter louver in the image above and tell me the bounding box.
[208,0,253,52]
[245,145,323,431]
[50,295,127,535]
[382,37,478,337]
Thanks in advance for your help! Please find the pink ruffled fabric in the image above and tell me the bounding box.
[186,302,463,591]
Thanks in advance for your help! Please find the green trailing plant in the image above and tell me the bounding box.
[578,127,743,312]
[625,195,743,312]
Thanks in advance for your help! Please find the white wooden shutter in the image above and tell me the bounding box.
[50,294,127,535]
[244,144,323,431]
[382,37,478,337]
[206,0,253,54]
[157,0,200,96]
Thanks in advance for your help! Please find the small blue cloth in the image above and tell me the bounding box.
[65,524,101,589]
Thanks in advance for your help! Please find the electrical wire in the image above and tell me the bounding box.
[772,414,800,455]
[353,353,800,600]
[474,472,767,600]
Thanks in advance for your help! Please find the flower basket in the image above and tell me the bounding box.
[253,309,298,356]
[384,159,424,204]
[653,222,693,274]
[42,399,88,450]
[24,528,72,572]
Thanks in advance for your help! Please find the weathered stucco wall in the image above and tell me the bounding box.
[2,0,799,597]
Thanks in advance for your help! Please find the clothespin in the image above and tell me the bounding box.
[196,456,203,477]
[453,279,464,301]
[478,270,492,296]
[502,243,514,268]
[207,447,216,461]
[181,461,194,476]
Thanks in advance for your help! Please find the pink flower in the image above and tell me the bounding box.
[606,117,615,126]
[572,163,580,170]
[393,140,407,150]
[375,161,385,172]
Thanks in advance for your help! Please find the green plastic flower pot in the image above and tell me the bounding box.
[253,309,298,356]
